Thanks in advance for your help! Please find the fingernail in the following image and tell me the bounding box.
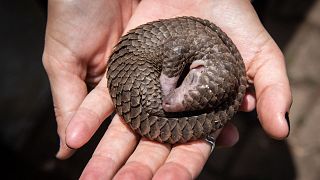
[285,112,290,137]
[55,138,62,158]
[59,137,62,147]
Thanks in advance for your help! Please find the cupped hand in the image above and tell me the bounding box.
[42,0,140,159]
[44,0,292,179]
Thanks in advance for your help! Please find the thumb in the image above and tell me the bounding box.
[43,52,88,159]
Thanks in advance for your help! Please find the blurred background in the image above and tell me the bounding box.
[1,0,319,179]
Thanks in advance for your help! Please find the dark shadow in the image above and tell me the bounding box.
[199,112,296,180]
[253,0,317,49]
[0,0,316,179]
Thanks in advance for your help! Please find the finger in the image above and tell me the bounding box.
[43,54,88,159]
[239,91,256,112]
[153,141,211,180]
[80,115,139,180]
[113,139,171,180]
[65,76,114,149]
[248,41,292,139]
[51,73,86,159]
[216,122,239,148]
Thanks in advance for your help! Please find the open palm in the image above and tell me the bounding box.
[43,0,292,179]
[43,0,140,159]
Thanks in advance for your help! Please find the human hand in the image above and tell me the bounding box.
[44,0,292,179]
[42,0,140,159]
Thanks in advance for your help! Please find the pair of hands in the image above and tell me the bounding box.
[43,0,292,179]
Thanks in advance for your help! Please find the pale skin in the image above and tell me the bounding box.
[42,0,292,179]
